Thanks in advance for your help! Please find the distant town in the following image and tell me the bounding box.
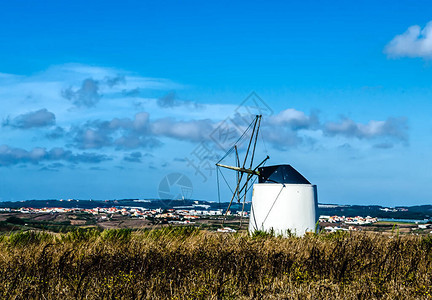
[0,199,431,234]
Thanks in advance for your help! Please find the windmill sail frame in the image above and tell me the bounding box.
[215,115,269,227]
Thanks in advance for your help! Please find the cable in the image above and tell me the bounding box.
[216,117,256,164]
[260,128,268,155]
[250,201,258,231]
[261,184,285,226]
[218,168,235,195]
[216,166,221,210]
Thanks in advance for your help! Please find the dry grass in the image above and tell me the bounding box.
[0,228,431,299]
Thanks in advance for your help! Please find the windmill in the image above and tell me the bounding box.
[216,115,319,236]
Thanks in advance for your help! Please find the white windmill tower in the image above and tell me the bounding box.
[216,115,318,236]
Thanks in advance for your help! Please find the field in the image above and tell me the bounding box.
[0,228,431,299]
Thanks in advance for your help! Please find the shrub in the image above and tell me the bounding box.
[140,225,200,240]
[251,229,274,239]
[5,216,26,225]
[101,228,132,242]
[8,230,53,246]
[60,228,101,242]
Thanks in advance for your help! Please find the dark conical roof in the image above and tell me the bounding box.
[258,165,311,184]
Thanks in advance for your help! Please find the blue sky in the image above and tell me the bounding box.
[0,0,431,205]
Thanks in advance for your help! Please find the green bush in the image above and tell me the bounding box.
[5,216,26,225]
[60,228,101,242]
[8,231,53,246]
[251,229,274,239]
[101,228,132,242]
[140,226,200,240]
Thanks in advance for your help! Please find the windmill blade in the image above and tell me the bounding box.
[215,115,269,230]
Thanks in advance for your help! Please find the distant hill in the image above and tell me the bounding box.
[0,198,232,211]
[318,204,432,220]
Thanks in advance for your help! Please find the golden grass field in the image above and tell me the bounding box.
[0,227,431,299]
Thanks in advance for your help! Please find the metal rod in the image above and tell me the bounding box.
[215,163,259,176]
[235,145,240,203]
[232,115,259,205]
[241,116,259,169]
[249,115,262,170]
[240,115,262,228]
[222,182,241,226]
[236,156,269,195]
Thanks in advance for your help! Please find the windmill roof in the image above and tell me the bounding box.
[258,165,311,184]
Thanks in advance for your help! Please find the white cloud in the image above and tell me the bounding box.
[70,112,214,150]
[62,78,101,108]
[0,145,110,166]
[3,108,56,129]
[267,108,318,129]
[324,117,408,141]
[151,118,214,142]
[385,21,432,59]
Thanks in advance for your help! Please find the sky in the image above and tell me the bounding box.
[0,0,432,206]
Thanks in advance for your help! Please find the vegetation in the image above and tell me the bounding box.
[0,228,431,299]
